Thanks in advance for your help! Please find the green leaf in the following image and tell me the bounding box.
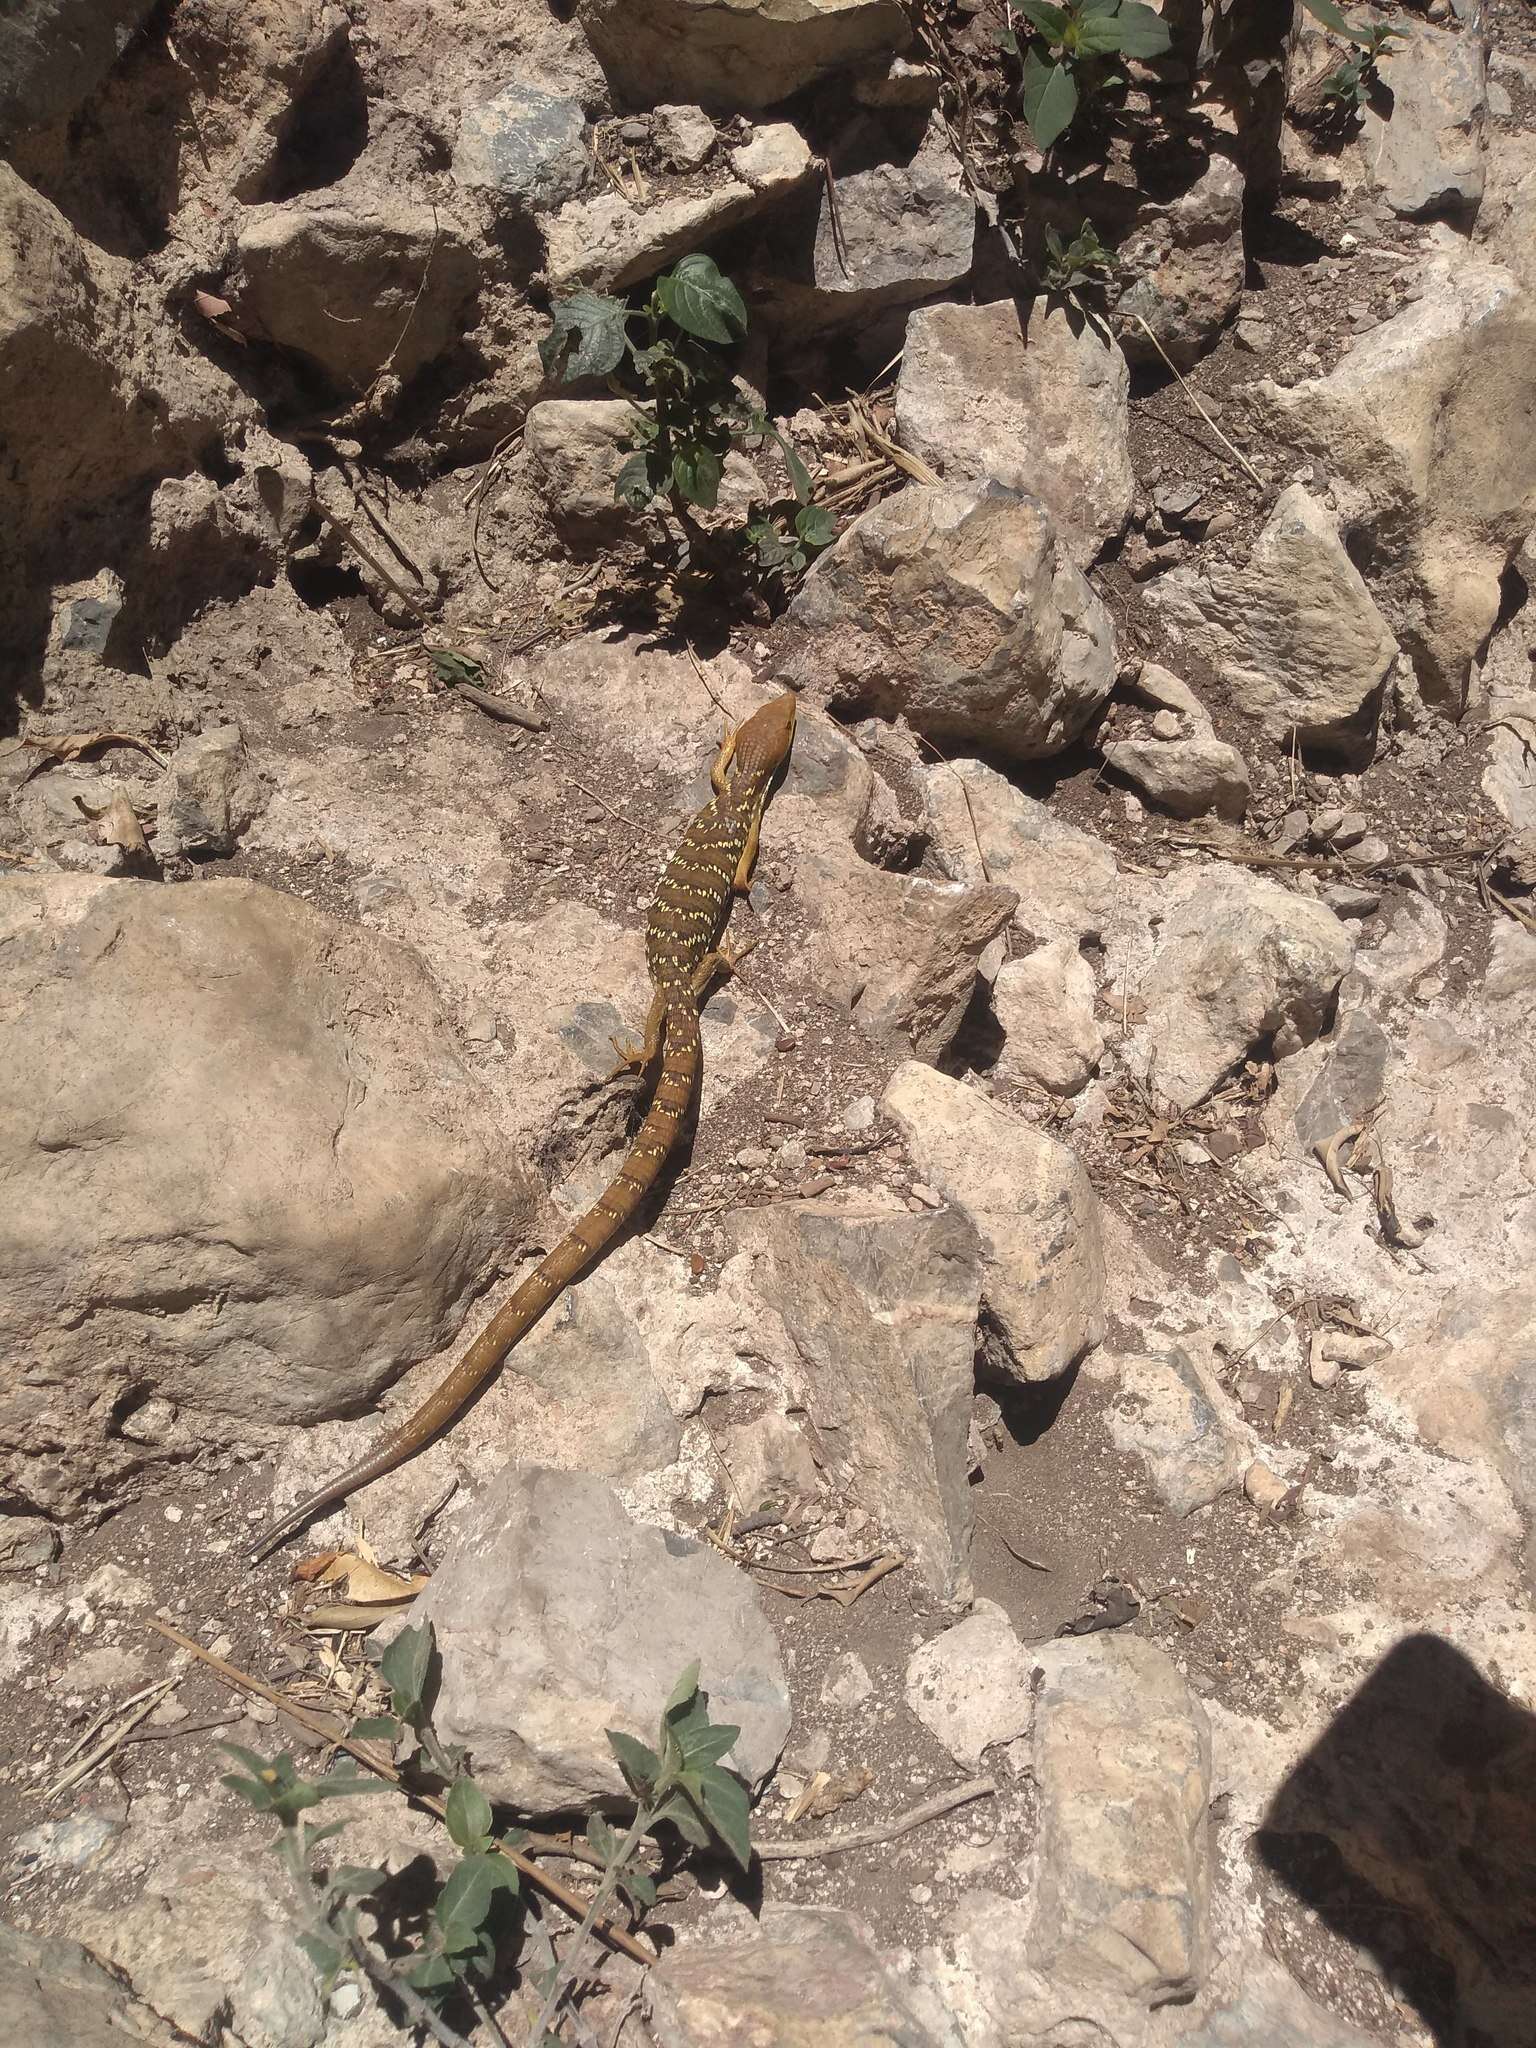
[1079,0,1119,14]
[996,24,1019,53]
[435,1853,519,1955]
[586,1813,619,1862]
[774,430,814,505]
[380,1623,433,1726]
[428,648,484,689]
[655,254,747,346]
[677,1722,741,1770]
[614,450,659,508]
[794,503,835,550]
[297,1932,345,1980]
[1299,0,1356,34]
[651,1786,712,1849]
[218,1742,272,1778]
[348,1716,400,1743]
[1072,14,1126,56]
[444,1776,494,1852]
[665,1662,703,1717]
[405,1947,458,1992]
[539,290,631,382]
[328,1864,387,1895]
[607,1728,662,1790]
[1022,51,1079,150]
[1108,1,1173,59]
[1017,0,1071,42]
[620,1867,657,1911]
[694,1765,754,1872]
[671,441,722,509]
[220,1773,275,1810]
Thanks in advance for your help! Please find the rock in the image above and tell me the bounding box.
[1384,1288,1536,1534]
[882,1062,1105,1385]
[821,1650,874,1708]
[924,758,1121,947]
[543,123,814,290]
[1361,21,1488,219]
[1292,1010,1390,1152]
[653,104,718,169]
[1355,892,1446,992]
[647,1907,960,2048]
[1484,685,1536,828]
[452,83,589,215]
[52,570,125,658]
[0,876,536,1520]
[1243,1459,1289,1510]
[894,299,1132,567]
[0,1922,180,2048]
[1247,255,1535,705]
[230,193,478,394]
[756,117,975,336]
[1113,150,1246,369]
[0,1515,61,1569]
[1028,1635,1212,2005]
[846,876,1018,1062]
[1097,1345,1253,1515]
[1139,866,1354,1108]
[1182,1957,1384,2047]
[577,0,908,114]
[413,1464,789,1810]
[784,482,1117,761]
[904,1601,1032,1767]
[0,1,155,140]
[714,1408,821,1508]
[992,939,1103,1097]
[730,1202,982,1600]
[1104,726,1250,821]
[524,397,763,544]
[1149,485,1397,764]
[159,725,265,855]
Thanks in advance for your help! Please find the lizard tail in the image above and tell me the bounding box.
[248,1008,701,1562]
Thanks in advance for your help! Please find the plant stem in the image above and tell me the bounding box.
[345,1937,475,2048]
[1126,311,1266,492]
[527,1806,652,2045]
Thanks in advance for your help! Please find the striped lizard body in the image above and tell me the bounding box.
[250,690,797,1560]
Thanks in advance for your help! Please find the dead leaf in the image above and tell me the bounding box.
[1001,1535,1053,1572]
[1316,1124,1361,1197]
[310,1551,429,1606]
[15,729,167,782]
[785,1766,873,1825]
[1057,1577,1140,1637]
[193,288,247,345]
[74,787,154,867]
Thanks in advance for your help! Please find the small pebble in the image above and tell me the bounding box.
[908,1183,944,1209]
[735,1145,771,1171]
[842,1094,877,1132]
[1244,1461,1290,1511]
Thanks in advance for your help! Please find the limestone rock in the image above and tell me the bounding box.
[896,299,1132,567]
[924,758,1121,947]
[1384,1288,1536,1536]
[882,1062,1105,1384]
[452,83,589,215]
[231,194,478,393]
[1149,485,1397,765]
[648,1908,961,2048]
[1113,150,1246,369]
[1139,866,1355,1108]
[992,938,1103,1098]
[0,876,536,1520]
[1292,1011,1390,1153]
[524,397,761,544]
[905,1601,1032,1767]
[1247,255,1535,705]
[1028,1635,1212,2005]
[0,1921,182,2048]
[414,1465,790,1810]
[730,1202,983,1601]
[1104,665,1250,820]
[0,1,155,140]
[1096,1346,1254,1516]
[543,124,814,290]
[1182,1958,1384,2047]
[577,0,908,114]
[159,725,265,855]
[1360,21,1488,220]
[784,482,1117,761]
[756,119,976,336]
[843,876,1019,1062]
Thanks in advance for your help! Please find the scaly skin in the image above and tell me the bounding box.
[250,690,797,1560]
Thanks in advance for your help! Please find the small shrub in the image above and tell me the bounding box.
[999,0,1173,152]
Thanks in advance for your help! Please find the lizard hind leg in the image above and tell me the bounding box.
[606,990,667,1082]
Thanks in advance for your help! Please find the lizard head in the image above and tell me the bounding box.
[726,689,797,787]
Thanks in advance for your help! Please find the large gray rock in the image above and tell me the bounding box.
[415,1464,790,1811]
[1139,866,1355,1108]
[577,0,907,114]
[0,875,536,1519]
[1360,20,1488,220]
[1113,150,1246,369]
[730,1202,983,1601]
[1096,1345,1254,1516]
[882,1061,1105,1384]
[1103,662,1250,821]
[1150,485,1397,765]
[784,482,1117,761]
[1247,255,1535,706]
[905,1601,1032,1767]
[896,299,1132,568]
[0,1922,181,2048]
[991,939,1104,1098]
[230,193,479,393]
[648,1908,961,2048]
[0,0,154,139]
[1028,1635,1211,2005]
[923,758,1121,947]
[159,724,265,855]
[452,82,589,215]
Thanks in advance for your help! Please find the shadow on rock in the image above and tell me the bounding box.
[1256,1633,1536,2048]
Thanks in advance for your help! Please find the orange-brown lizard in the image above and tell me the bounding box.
[251,689,797,1560]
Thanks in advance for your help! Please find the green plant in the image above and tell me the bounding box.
[1041,219,1120,296]
[217,1628,755,2044]
[999,0,1173,152]
[539,252,833,591]
[1299,0,1408,111]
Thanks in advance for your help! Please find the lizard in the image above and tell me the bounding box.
[250,688,797,1561]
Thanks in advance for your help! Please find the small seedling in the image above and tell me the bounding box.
[998,0,1172,152]
[540,252,833,595]
[1299,0,1408,111]
[1041,219,1120,297]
